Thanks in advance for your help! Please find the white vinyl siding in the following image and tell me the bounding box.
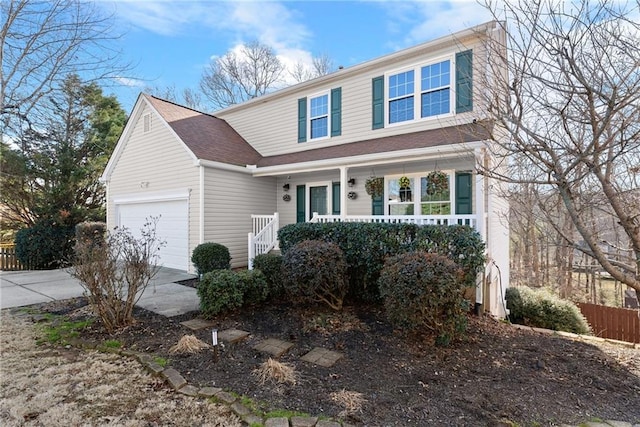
[203,168,276,268]
[105,103,200,272]
[216,37,487,157]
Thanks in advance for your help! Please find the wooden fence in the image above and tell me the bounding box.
[578,302,640,344]
[0,245,31,271]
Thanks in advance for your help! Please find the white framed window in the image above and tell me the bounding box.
[385,55,454,126]
[308,92,329,140]
[386,172,453,215]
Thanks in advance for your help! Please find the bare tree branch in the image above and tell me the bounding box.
[478,0,640,297]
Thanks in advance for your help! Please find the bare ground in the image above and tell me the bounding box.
[2,297,640,426]
[0,308,241,427]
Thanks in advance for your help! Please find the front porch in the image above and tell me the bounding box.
[248,212,480,269]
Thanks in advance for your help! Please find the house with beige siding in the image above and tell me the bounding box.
[101,20,510,317]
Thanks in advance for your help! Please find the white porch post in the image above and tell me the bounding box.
[340,166,348,219]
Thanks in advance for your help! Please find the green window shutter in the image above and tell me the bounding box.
[330,87,342,137]
[372,76,384,129]
[298,97,307,143]
[332,182,340,215]
[371,194,384,215]
[296,185,306,222]
[455,172,472,214]
[455,50,473,113]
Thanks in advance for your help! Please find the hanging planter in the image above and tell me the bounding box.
[365,177,384,198]
[426,171,449,195]
[399,176,410,188]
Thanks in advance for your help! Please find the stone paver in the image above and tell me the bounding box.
[300,347,343,367]
[161,367,187,390]
[253,338,294,357]
[265,418,289,427]
[219,328,250,344]
[180,318,216,330]
[198,386,222,397]
[316,420,342,427]
[291,416,318,427]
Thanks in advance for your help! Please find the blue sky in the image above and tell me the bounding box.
[101,0,493,112]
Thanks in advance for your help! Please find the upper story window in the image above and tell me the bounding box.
[420,61,450,118]
[298,88,342,143]
[387,58,452,126]
[372,50,472,130]
[309,93,329,139]
[388,70,415,124]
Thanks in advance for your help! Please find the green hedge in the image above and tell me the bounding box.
[505,287,591,334]
[15,219,75,269]
[191,242,231,275]
[378,252,467,345]
[197,269,267,318]
[252,253,283,294]
[278,222,485,300]
[281,240,348,311]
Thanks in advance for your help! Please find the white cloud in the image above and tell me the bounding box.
[376,0,493,49]
[108,1,317,79]
[113,76,146,87]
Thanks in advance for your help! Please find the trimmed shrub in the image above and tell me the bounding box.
[237,269,269,305]
[281,240,348,311]
[15,218,75,269]
[505,287,591,334]
[278,222,485,301]
[252,253,283,294]
[378,251,467,345]
[198,270,245,317]
[75,222,106,249]
[191,242,231,275]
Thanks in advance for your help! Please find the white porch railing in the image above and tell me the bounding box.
[310,213,478,228]
[248,213,279,270]
[248,212,478,268]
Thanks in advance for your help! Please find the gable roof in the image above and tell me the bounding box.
[256,121,492,168]
[145,95,262,166]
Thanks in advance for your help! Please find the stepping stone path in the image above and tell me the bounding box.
[253,338,295,357]
[300,347,343,367]
[218,329,250,344]
[180,318,344,367]
[180,318,215,331]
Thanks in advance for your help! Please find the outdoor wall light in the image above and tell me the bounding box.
[282,183,290,191]
[348,178,356,187]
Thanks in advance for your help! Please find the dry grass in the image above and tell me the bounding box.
[0,310,241,427]
[329,389,367,416]
[252,358,298,386]
[302,309,369,335]
[169,334,211,354]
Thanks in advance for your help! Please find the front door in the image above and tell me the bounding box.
[309,186,328,216]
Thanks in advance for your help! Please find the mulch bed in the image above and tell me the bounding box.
[34,293,640,426]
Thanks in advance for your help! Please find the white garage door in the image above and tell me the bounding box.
[117,199,189,270]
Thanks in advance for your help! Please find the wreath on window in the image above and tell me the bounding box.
[364,177,384,198]
[426,171,449,195]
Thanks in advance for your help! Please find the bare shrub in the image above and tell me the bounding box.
[169,335,211,354]
[253,358,298,386]
[71,218,164,333]
[330,389,367,416]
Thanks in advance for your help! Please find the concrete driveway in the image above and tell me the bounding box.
[0,267,200,317]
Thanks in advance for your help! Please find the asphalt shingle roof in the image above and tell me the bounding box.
[145,94,491,169]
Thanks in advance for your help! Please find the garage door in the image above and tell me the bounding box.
[116,200,189,270]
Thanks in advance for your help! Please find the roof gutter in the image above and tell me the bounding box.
[196,159,254,174]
